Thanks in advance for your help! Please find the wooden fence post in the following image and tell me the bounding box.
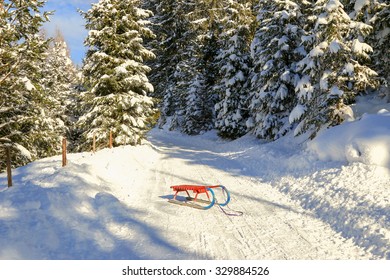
[6,147,12,187]
[62,137,67,167]
[109,130,113,149]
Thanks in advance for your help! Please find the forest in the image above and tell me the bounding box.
[1,0,389,171]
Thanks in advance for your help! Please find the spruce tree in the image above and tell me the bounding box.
[343,0,390,101]
[41,29,79,140]
[179,0,225,135]
[248,0,306,140]
[0,0,55,170]
[150,0,231,134]
[152,0,216,134]
[292,0,378,138]
[214,0,254,139]
[367,1,390,101]
[146,0,196,129]
[77,0,157,150]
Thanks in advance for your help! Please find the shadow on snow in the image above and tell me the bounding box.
[0,159,198,260]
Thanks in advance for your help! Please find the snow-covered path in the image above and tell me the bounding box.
[143,130,375,259]
[0,128,388,259]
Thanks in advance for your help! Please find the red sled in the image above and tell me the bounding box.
[168,184,230,210]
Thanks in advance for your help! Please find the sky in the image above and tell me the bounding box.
[43,0,98,66]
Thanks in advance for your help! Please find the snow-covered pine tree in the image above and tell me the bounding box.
[143,0,178,100]
[248,0,306,140]
[170,47,198,132]
[179,0,225,135]
[214,0,254,139]
[292,0,378,138]
[182,71,211,134]
[0,0,57,171]
[77,0,157,150]
[367,1,390,101]
[154,0,218,134]
[40,29,79,143]
[145,0,195,129]
[342,0,390,101]
[148,0,257,136]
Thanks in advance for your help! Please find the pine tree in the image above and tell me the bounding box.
[292,0,378,138]
[40,28,80,150]
[178,0,226,135]
[179,2,211,135]
[151,0,217,134]
[367,1,390,101]
[146,0,196,129]
[214,0,255,139]
[343,0,390,101]
[77,0,157,150]
[248,0,306,140]
[0,0,55,171]
[150,1,234,134]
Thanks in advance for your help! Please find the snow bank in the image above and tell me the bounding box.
[308,110,390,168]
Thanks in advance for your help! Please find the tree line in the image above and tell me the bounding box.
[1,0,389,171]
[147,0,389,140]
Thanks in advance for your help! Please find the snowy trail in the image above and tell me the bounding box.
[144,130,374,259]
[0,129,387,259]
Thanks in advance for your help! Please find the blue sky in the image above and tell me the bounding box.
[43,0,98,66]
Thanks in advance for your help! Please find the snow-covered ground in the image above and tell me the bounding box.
[0,97,389,260]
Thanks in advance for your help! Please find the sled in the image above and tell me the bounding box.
[168,184,230,210]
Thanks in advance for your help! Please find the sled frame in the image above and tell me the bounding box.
[168,184,230,210]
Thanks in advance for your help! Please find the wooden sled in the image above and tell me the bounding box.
[168,185,230,210]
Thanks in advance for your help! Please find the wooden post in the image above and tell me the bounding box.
[6,147,12,187]
[109,130,113,149]
[62,137,67,167]
[92,133,96,153]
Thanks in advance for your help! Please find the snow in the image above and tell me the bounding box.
[351,39,373,55]
[20,77,35,91]
[344,62,354,75]
[354,0,369,14]
[316,13,328,26]
[326,0,341,12]
[1,103,389,260]
[329,85,343,97]
[309,42,328,57]
[115,65,128,75]
[320,70,331,90]
[14,144,32,161]
[289,104,306,124]
[295,75,314,99]
[329,40,341,53]
[308,109,390,168]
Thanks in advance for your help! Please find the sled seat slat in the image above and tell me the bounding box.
[171,185,220,193]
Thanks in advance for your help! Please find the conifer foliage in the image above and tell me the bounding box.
[366,0,390,100]
[77,0,157,150]
[214,0,254,139]
[149,0,387,139]
[248,0,306,140]
[1,0,389,171]
[41,29,79,141]
[0,0,56,170]
[292,0,378,138]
